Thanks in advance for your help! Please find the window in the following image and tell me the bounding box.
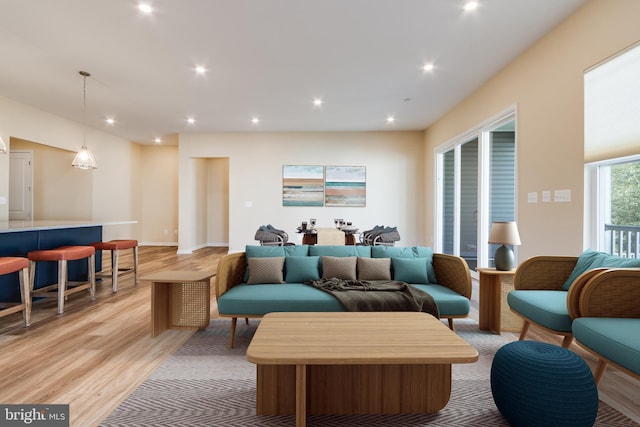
[585,156,640,258]
[436,110,517,272]
[584,42,640,257]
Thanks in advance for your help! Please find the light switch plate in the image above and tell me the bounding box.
[554,189,571,202]
[527,192,538,203]
[542,191,551,203]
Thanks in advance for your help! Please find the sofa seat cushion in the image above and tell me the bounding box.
[218,282,469,318]
[507,290,571,332]
[217,283,344,315]
[573,317,640,376]
[410,284,470,317]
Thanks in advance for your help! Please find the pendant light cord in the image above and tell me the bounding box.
[80,71,91,150]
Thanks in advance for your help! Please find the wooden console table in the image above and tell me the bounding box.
[142,270,215,337]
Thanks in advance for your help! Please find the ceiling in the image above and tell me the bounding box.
[0,0,587,145]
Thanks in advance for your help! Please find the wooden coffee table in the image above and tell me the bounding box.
[246,312,478,427]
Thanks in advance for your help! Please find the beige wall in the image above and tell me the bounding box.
[140,145,179,245]
[423,0,640,262]
[179,132,425,253]
[206,158,229,246]
[0,94,140,240]
[10,138,92,220]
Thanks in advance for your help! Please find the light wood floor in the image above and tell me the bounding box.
[0,246,638,426]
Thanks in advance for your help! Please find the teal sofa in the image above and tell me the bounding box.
[507,249,640,348]
[216,245,471,347]
[571,269,640,384]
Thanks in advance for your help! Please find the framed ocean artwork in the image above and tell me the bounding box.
[282,165,325,206]
[325,165,366,207]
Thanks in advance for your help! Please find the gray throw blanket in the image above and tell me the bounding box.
[306,278,440,318]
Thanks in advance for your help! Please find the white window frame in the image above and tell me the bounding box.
[434,106,518,275]
[584,154,640,252]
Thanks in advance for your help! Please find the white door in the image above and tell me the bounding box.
[9,151,33,220]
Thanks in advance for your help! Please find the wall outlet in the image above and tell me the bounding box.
[245,201,253,208]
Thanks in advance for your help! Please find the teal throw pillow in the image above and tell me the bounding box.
[562,249,640,290]
[392,257,429,284]
[412,247,436,284]
[372,246,436,284]
[285,256,320,283]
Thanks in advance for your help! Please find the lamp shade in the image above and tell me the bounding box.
[72,147,97,170]
[488,222,521,246]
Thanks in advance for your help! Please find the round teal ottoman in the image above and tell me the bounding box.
[490,341,598,427]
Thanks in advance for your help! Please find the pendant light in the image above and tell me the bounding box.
[72,70,98,169]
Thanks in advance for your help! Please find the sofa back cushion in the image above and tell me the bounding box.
[357,257,391,280]
[247,257,285,284]
[285,256,321,283]
[562,249,640,290]
[372,246,436,284]
[310,245,371,258]
[322,256,357,280]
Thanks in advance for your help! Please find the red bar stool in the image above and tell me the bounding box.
[28,246,96,314]
[0,257,31,326]
[91,240,138,292]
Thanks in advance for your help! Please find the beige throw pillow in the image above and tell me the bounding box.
[357,257,391,280]
[247,257,285,284]
[322,256,357,280]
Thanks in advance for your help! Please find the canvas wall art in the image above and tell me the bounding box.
[325,165,366,207]
[282,165,325,206]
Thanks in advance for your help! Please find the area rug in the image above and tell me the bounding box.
[101,318,637,427]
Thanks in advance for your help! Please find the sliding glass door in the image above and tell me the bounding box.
[436,113,516,272]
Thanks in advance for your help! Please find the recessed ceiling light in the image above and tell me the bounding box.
[312,98,323,107]
[386,116,395,124]
[105,118,115,125]
[138,3,153,14]
[154,137,162,144]
[187,117,196,125]
[463,1,479,12]
[251,117,260,125]
[422,62,435,73]
[194,65,207,75]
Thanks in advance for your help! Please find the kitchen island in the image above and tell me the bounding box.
[0,220,134,302]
